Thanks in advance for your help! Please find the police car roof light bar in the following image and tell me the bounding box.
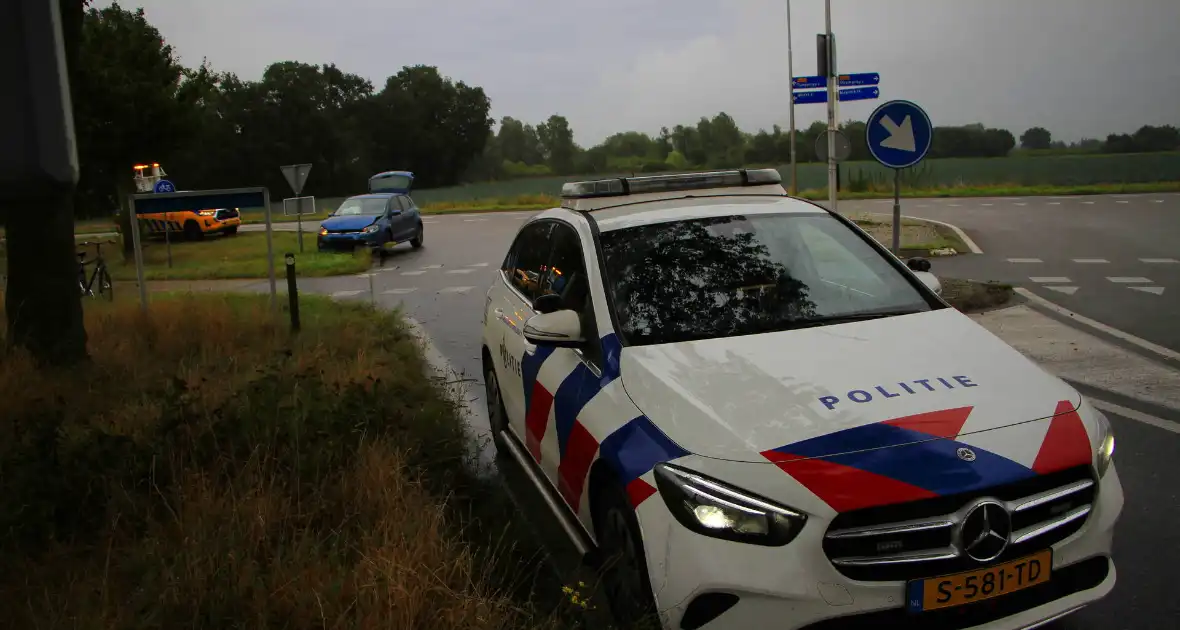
[560,168,782,202]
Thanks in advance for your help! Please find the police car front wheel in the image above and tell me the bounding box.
[594,481,660,627]
[484,366,509,452]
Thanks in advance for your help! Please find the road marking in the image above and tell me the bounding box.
[981,203,994,207]
[1082,201,1095,205]
[947,203,961,207]
[1129,286,1166,295]
[1140,258,1178,264]
[382,288,417,295]
[438,286,475,294]
[401,270,426,276]
[468,262,490,267]
[1116,200,1130,204]
[354,273,374,278]
[1014,202,1028,206]
[463,218,487,222]
[1091,399,1180,436]
[1107,277,1153,284]
[1072,258,1109,264]
[331,290,363,298]
[1151,199,1165,203]
[422,220,438,224]
[446,268,476,274]
[905,215,983,254]
[1030,277,1072,283]
[421,264,443,269]
[1045,286,1079,295]
[1008,258,1043,263]
[1015,287,1180,362]
[1048,202,1062,205]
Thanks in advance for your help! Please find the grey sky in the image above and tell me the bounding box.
[98,0,1180,146]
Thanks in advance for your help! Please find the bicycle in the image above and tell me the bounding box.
[77,240,114,301]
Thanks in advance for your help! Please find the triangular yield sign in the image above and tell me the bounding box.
[1129,286,1165,295]
[1046,286,1078,295]
[280,163,313,195]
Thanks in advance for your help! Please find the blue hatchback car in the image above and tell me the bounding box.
[317,193,423,253]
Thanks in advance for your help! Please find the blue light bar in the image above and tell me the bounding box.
[560,168,782,200]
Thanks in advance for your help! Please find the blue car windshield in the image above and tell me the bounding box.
[335,198,387,216]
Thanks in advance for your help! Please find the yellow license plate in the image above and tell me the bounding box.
[907,550,1052,612]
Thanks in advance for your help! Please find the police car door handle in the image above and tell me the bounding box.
[493,308,504,317]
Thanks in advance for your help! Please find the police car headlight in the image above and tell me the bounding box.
[361,223,380,234]
[1093,408,1116,479]
[653,463,806,546]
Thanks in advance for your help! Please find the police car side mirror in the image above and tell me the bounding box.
[533,292,564,314]
[906,257,932,272]
[914,271,942,295]
[523,310,585,348]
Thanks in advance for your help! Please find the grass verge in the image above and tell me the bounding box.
[797,180,1180,201]
[941,278,1015,313]
[105,232,372,281]
[0,293,565,629]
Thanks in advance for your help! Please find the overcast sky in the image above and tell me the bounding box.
[98,0,1180,146]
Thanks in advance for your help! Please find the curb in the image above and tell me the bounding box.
[903,215,983,254]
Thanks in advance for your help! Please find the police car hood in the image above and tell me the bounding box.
[618,308,1081,464]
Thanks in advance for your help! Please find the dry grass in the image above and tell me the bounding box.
[940,278,1015,312]
[0,294,561,630]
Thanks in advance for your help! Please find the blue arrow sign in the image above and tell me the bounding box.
[153,179,176,193]
[792,87,880,105]
[837,72,880,87]
[792,75,826,90]
[866,100,933,169]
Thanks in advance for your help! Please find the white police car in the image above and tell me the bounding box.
[480,169,1121,629]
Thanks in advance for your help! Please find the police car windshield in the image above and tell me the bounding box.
[334,198,387,216]
[599,213,936,346]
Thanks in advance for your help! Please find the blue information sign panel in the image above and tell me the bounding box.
[791,75,826,90]
[866,100,933,169]
[837,72,880,87]
[153,179,176,193]
[792,87,880,105]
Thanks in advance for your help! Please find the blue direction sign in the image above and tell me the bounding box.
[837,72,880,87]
[153,179,176,193]
[792,75,826,90]
[792,87,880,105]
[866,100,933,169]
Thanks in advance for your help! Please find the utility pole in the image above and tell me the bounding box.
[787,0,797,195]
[824,0,838,213]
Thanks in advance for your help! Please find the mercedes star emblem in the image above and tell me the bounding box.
[959,501,1012,562]
[956,447,977,462]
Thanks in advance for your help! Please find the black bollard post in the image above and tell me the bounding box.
[285,252,300,332]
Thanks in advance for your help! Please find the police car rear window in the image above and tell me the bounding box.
[599,213,934,346]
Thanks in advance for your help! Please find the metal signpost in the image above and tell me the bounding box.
[130,187,277,314]
[280,164,313,252]
[865,100,934,254]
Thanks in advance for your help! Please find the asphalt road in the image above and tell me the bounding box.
[255,195,1179,629]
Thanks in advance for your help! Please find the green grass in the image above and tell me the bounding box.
[798,180,1180,201]
[106,232,372,281]
[0,293,559,629]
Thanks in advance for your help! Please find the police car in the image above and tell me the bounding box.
[480,169,1121,629]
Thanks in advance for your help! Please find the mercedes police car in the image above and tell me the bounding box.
[480,169,1121,629]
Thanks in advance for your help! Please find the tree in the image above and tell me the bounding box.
[536,114,577,175]
[73,2,193,256]
[1020,127,1052,150]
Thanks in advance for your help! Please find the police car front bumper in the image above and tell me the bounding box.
[635,458,1122,630]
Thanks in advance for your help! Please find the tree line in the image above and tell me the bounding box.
[71,1,1180,220]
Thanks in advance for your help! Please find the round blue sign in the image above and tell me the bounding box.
[865,100,933,169]
[154,179,176,193]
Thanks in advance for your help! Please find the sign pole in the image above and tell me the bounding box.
[892,168,901,255]
[164,213,172,268]
[787,0,797,195]
[824,0,838,214]
[128,196,148,314]
[263,188,277,315]
[297,205,304,253]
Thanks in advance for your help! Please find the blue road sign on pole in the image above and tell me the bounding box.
[792,87,880,105]
[838,72,880,87]
[153,179,175,193]
[792,75,826,90]
[866,100,933,169]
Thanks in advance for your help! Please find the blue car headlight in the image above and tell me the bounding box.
[361,223,380,234]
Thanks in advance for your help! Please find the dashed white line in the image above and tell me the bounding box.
[1030,277,1071,283]
[401,270,426,276]
[1082,201,1095,205]
[1151,199,1165,203]
[438,286,475,294]
[1140,258,1178,264]
[981,203,994,207]
[1047,202,1062,205]
[1014,202,1028,206]
[1008,258,1043,263]
[468,262,490,267]
[1071,258,1109,264]
[382,288,417,295]
[1107,277,1153,284]
[1015,288,1180,362]
[331,290,363,298]
[1129,286,1166,295]
[1091,400,1180,436]
[1116,200,1130,204]
[1045,286,1079,295]
[420,264,443,269]
[463,218,488,222]
[948,203,961,207]
[446,268,476,274]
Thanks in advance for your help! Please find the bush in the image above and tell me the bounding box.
[0,294,550,629]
